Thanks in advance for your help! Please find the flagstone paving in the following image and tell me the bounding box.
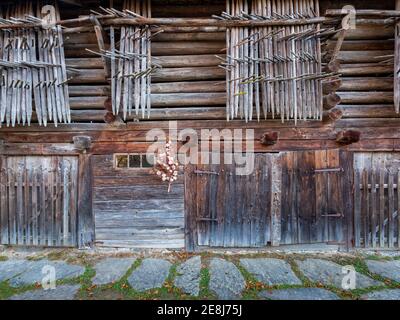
[8,260,85,288]
[365,260,400,283]
[9,285,80,300]
[209,258,246,300]
[296,259,382,289]
[361,289,400,300]
[127,258,171,292]
[92,258,136,286]
[174,256,202,296]
[2,253,400,300]
[240,258,302,286]
[0,260,34,283]
[259,288,341,300]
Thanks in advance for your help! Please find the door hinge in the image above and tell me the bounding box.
[321,213,344,218]
[314,168,344,174]
[194,170,220,176]
[196,218,218,222]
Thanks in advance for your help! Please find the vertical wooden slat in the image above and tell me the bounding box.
[40,165,47,246]
[0,157,9,244]
[69,159,78,247]
[8,166,16,245]
[270,154,282,247]
[62,161,70,245]
[395,0,400,114]
[24,166,30,245]
[55,161,62,246]
[340,151,354,250]
[398,168,400,248]
[362,169,370,247]
[16,168,23,244]
[184,164,196,251]
[314,150,328,243]
[379,169,385,247]
[371,169,377,248]
[388,169,395,248]
[77,153,94,248]
[354,170,361,247]
[32,168,38,246]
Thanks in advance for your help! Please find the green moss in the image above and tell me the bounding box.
[0,256,8,262]
[0,281,37,300]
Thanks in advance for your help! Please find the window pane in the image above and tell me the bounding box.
[129,154,141,168]
[142,154,154,168]
[116,155,128,168]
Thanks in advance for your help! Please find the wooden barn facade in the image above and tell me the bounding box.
[0,0,400,251]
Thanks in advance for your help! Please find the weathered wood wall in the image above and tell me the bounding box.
[92,154,185,248]
[354,153,400,248]
[0,156,78,247]
[185,154,282,250]
[280,150,353,247]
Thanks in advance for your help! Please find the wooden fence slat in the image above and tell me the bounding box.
[62,163,70,244]
[379,169,386,247]
[69,161,78,247]
[388,170,395,248]
[354,170,361,247]
[40,166,47,246]
[362,169,370,247]
[0,160,9,244]
[270,154,282,247]
[371,169,377,248]
[16,169,24,245]
[55,164,62,246]
[398,168,400,248]
[32,169,38,246]
[24,167,31,245]
[8,168,16,245]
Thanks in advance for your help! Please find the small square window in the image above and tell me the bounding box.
[129,154,141,168]
[142,154,154,168]
[116,155,128,168]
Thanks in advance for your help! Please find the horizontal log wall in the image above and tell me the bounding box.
[0,0,399,153]
[92,154,185,249]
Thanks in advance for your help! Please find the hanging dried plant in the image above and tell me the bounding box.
[152,139,179,193]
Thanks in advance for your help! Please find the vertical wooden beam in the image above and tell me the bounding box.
[0,155,8,244]
[270,154,282,247]
[184,165,197,252]
[77,152,94,248]
[340,151,354,251]
[395,0,400,113]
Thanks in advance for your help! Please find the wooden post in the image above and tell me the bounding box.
[184,165,197,252]
[270,155,282,247]
[91,15,111,79]
[340,151,354,251]
[76,136,93,248]
[395,0,400,113]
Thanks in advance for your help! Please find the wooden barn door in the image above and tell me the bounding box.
[0,156,79,247]
[185,154,281,249]
[280,150,354,248]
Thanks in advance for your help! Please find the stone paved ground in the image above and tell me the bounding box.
[0,250,399,300]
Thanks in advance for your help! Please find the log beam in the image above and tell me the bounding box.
[336,130,361,145]
[323,108,344,123]
[260,132,279,146]
[73,136,92,152]
[323,93,342,110]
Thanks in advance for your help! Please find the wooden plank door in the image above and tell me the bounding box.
[185,153,281,249]
[354,153,400,248]
[280,150,353,248]
[0,156,79,247]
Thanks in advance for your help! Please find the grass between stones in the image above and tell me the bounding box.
[1,252,400,300]
[0,256,8,262]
